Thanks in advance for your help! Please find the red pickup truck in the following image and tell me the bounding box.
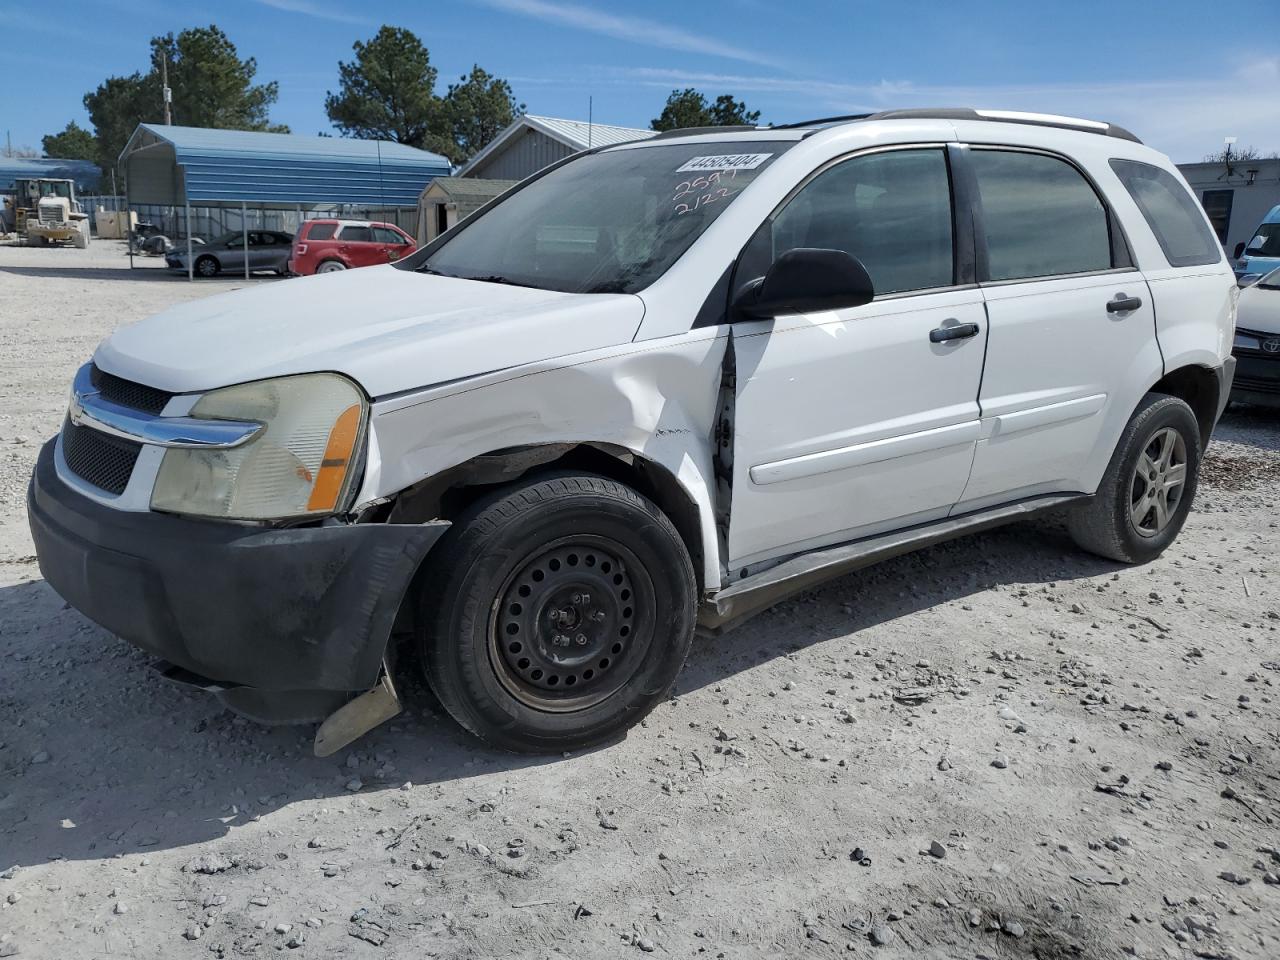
[289,219,416,276]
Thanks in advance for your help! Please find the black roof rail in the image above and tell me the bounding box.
[772,107,1142,144]
[769,113,872,130]
[649,124,762,140]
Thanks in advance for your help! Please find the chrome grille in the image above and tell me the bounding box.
[61,417,141,495]
[90,364,172,415]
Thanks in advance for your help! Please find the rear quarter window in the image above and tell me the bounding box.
[304,222,337,241]
[339,225,373,243]
[1109,160,1222,268]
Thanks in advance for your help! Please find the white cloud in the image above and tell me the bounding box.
[594,65,1280,162]
[254,0,370,25]
[477,0,782,68]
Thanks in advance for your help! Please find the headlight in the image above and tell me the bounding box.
[1234,332,1262,351]
[151,373,367,520]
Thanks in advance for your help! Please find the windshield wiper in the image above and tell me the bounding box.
[464,274,540,288]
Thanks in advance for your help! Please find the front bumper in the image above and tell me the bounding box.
[1229,350,1280,408]
[28,439,448,694]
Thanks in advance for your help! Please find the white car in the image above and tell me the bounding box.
[1230,266,1280,406]
[29,109,1237,754]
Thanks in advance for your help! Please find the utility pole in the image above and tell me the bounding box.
[162,56,172,125]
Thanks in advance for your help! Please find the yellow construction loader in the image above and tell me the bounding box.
[15,178,91,248]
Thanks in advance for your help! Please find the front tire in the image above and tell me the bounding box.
[418,473,697,753]
[1067,393,1202,563]
[195,255,219,278]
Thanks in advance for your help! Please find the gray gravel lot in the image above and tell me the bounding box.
[1,240,1278,959]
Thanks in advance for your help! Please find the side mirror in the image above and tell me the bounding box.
[1234,241,1246,259]
[732,248,875,319]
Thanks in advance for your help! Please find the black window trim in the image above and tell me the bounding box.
[711,142,975,326]
[956,142,1139,287]
[1109,158,1225,269]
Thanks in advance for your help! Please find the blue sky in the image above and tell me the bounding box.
[2,0,1278,163]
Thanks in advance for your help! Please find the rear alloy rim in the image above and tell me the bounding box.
[1129,426,1188,538]
[319,262,345,273]
[489,536,655,712]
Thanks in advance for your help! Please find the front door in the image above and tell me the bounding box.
[726,146,988,570]
[955,147,1164,510]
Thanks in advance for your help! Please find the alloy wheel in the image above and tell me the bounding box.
[1129,426,1187,538]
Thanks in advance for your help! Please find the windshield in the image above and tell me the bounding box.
[1245,223,1280,257]
[1256,266,1280,290]
[413,139,795,294]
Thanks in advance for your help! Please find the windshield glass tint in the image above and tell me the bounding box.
[419,140,794,293]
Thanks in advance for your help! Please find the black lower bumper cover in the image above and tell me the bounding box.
[28,439,448,694]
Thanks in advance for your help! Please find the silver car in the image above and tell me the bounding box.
[165,230,294,278]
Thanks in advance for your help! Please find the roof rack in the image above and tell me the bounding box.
[772,108,1142,144]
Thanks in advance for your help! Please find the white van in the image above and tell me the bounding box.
[29,109,1237,754]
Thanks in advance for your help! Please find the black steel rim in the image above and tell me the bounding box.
[488,535,656,712]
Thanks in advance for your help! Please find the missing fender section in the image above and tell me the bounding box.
[712,335,736,579]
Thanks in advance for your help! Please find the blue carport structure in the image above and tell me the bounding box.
[118,123,450,279]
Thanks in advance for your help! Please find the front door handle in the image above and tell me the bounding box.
[1106,293,1143,313]
[929,321,980,343]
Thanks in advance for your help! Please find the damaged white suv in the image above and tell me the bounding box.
[30,109,1237,754]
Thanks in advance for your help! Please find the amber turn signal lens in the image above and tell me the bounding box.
[306,403,362,512]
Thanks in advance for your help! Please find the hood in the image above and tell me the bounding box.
[94,266,644,397]
[1237,281,1280,335]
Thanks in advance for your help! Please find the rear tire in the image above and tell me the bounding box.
[1067,393,1202,563]
[316,259,346,274]
[417,473,697,753]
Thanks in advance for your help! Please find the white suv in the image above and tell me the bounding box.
[29,109,1237,754]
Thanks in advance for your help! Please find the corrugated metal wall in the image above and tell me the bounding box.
[468,130,573,180]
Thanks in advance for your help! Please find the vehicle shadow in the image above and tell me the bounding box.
[0,511,1122,870]
[1213,403,1280,452]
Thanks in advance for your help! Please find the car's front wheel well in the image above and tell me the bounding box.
[1149,364,1221,447]
[386,443,706,593]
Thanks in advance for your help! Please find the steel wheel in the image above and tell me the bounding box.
[1129,426,1187,538]
[488,536,655,712]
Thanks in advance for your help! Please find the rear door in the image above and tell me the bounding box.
[726,146,989,569]
[956,146,1163,510]
[337,225,377,266]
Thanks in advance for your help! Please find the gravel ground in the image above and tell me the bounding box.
[1,240,1278,960]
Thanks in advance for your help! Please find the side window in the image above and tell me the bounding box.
[306,222,337,241]
[373,226,406,245]
[340,225,373,243]
[970,150,1112,281]
[739,148,954,296]
[1109,160,1223,267]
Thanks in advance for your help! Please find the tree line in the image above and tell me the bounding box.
[37,23,764,180]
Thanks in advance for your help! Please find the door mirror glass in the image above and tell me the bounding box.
[1234,241,1247,259]
[732,248,874,319]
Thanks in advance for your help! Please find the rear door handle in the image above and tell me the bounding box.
[1106,293,1143,313]
[929,321,981,343]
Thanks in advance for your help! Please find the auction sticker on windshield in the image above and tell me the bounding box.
[677,153,773,173]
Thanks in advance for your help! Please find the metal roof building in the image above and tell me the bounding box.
[119,123,451,207]
[457,115,653,180]
[0,157,101,194]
